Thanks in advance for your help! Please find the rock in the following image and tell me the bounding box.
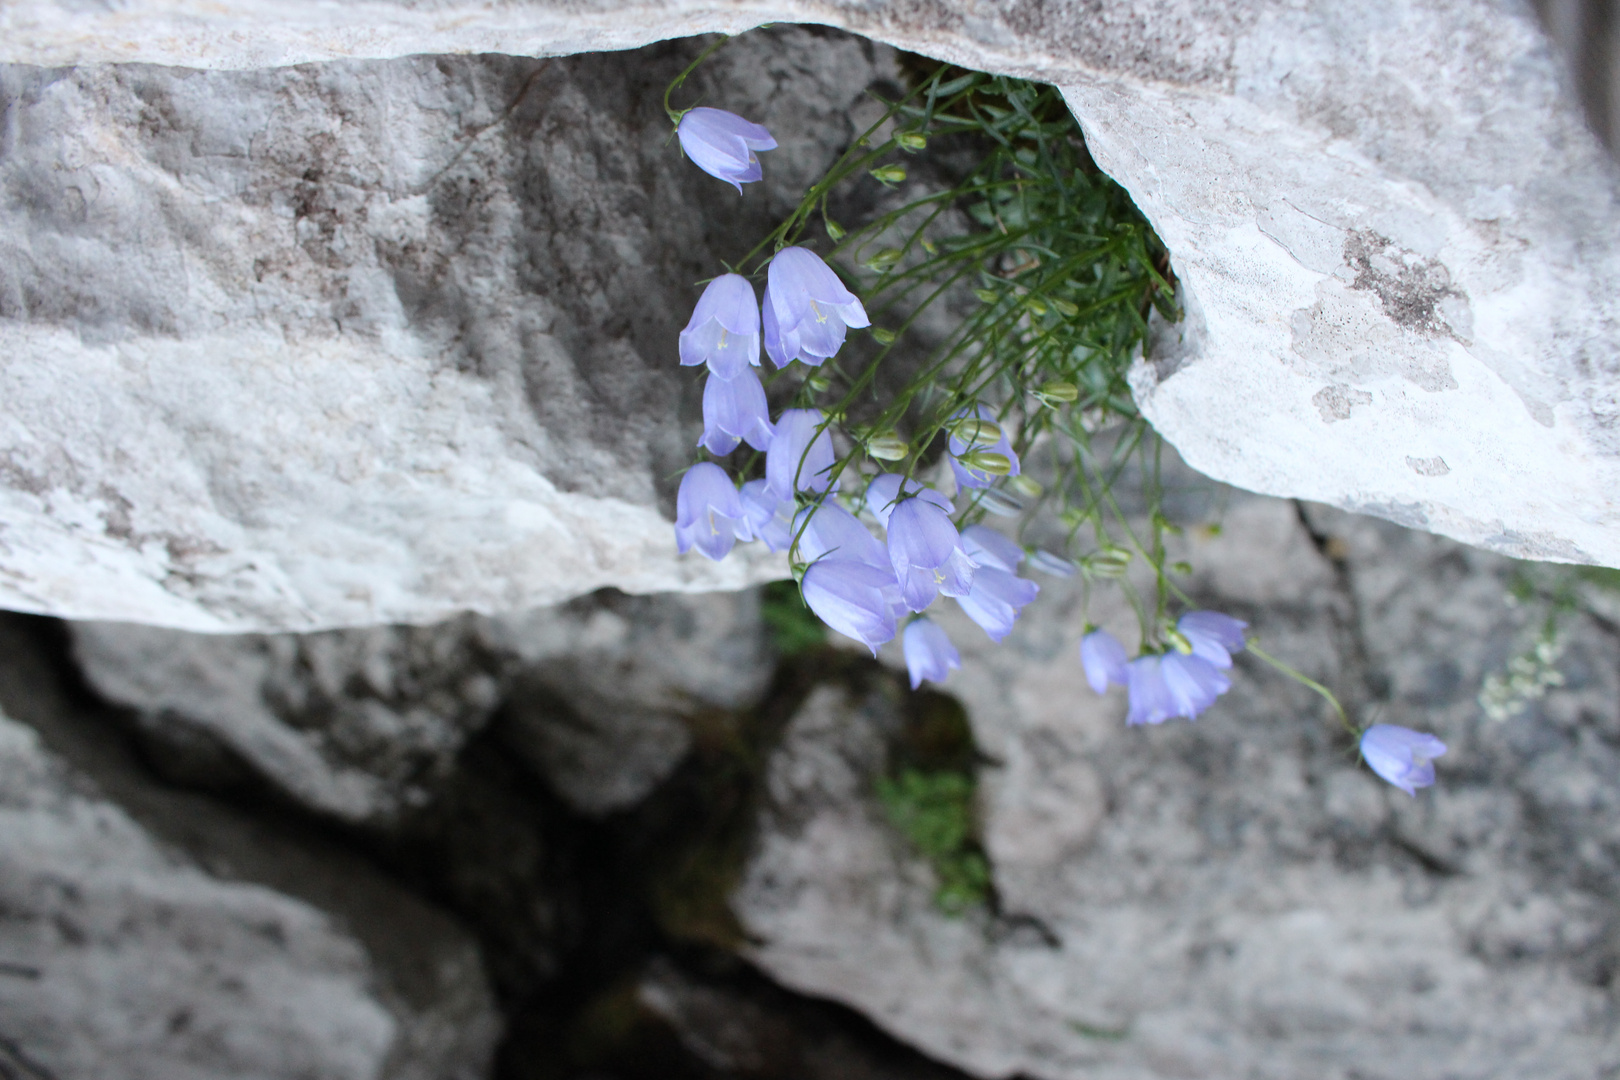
[69,587,774,822]
[0,6,1614,636]
[733,488,1620,1079]
[0,623,502,1079]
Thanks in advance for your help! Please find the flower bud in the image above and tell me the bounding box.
[1037,381,1080,403]
[870,164,908,184]
[865,248,903,272]
[1171,560,1193,575]
[1085,545,1133,578]
[871,327,897,344]
[1023,296,1049,316]
[867,434,910,461]
[896,131,928,151]
[959,451,1012,475]
[973,289,1000,304]
[806,373,832,393]
[921,238,937,254]
[1052,298,1079,318]
[824,218,846,241]
[948,418,1004,445]
[1008,474,1044,498]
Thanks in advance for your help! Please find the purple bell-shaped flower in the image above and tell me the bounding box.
[676,108,778,192]
[762,247,870,368]
[699,367,774,456]
[1177,610,1248,669]
[1360,724,1447,795]
[955,567,1038,642]
[1080,628,1129,694]
[802,559,903,654]
[766,409,837,499]
[1124,652,1230,725]
[674,463,745,561]
[680,273,763,380]
[903,618,961,689]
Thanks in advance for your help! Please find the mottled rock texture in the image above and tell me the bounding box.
[733,492,1620,1079]
[0,622,502,1080]
[0,3,1616,635]
[71,587,774,822]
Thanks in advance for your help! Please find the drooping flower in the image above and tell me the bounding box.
[792,502,891,570]
[864,473,951,529]
[737,479,792,552]
[802,559,903,653]
[885,490,977,612]
[903,619,961,689]
[1080,628,1129,694]
[1360,724,1447,796]
[1177,610,1248,669]
[766,409,837,499]
[676,107,778,192]
[674,462,745,561]
[1124,652,1230,725]
[955,567,1039,642]
[762,247,870,368]
[680,274,762,380]
[700,367,774,456]
[947,404,1022,490]
[960,524,1024,574]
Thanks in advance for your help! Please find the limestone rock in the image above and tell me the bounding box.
[0,701,500,1079]
[733,490,1620,1079]
[0,4,1614,635]
[70,587,774,822]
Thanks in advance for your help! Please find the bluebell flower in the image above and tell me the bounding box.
[903,619,961,689]
[960,524,1023,573]
[802,559,902,653]
[1177,610,1248,669]
[1080,628,1129,694]
[674,462,745,561]
[762,247,870,368]
[676,107,778,192]
[792,502,891,570]
[1125,652,1230,725]
[737,479,792,552]
[680,274,762,380]
[766,409,837,499]
[1360,724,1447,796]
[872,475,976,612]
[700,367,774,456]
[955,567,1038,642]
[947,404,1021,490]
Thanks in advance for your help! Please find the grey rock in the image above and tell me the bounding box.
[734,490,1620,1079]
[0,671,500,1079]
[0,5,1614,638]
[70,587,774,821]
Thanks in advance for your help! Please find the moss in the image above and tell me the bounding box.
[876,767,990,915]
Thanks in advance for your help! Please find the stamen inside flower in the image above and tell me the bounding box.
[809,299,828,324]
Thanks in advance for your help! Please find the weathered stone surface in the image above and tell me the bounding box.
[0,680,501,1079]
[0,3,1615,636]
[733,490,1620,1079]
[70,587,773,822]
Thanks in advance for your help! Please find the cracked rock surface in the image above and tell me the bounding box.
[0,7,1616,636]
[734,489,1620,1079]
[0,619,502,1080]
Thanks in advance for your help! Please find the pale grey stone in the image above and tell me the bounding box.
[734,487,1620,1080]
[0,3,1613,637]
[0,706,500,1080]
[70,587,774,821]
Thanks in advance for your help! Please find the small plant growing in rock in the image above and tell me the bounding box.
[664,33,1444,797]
